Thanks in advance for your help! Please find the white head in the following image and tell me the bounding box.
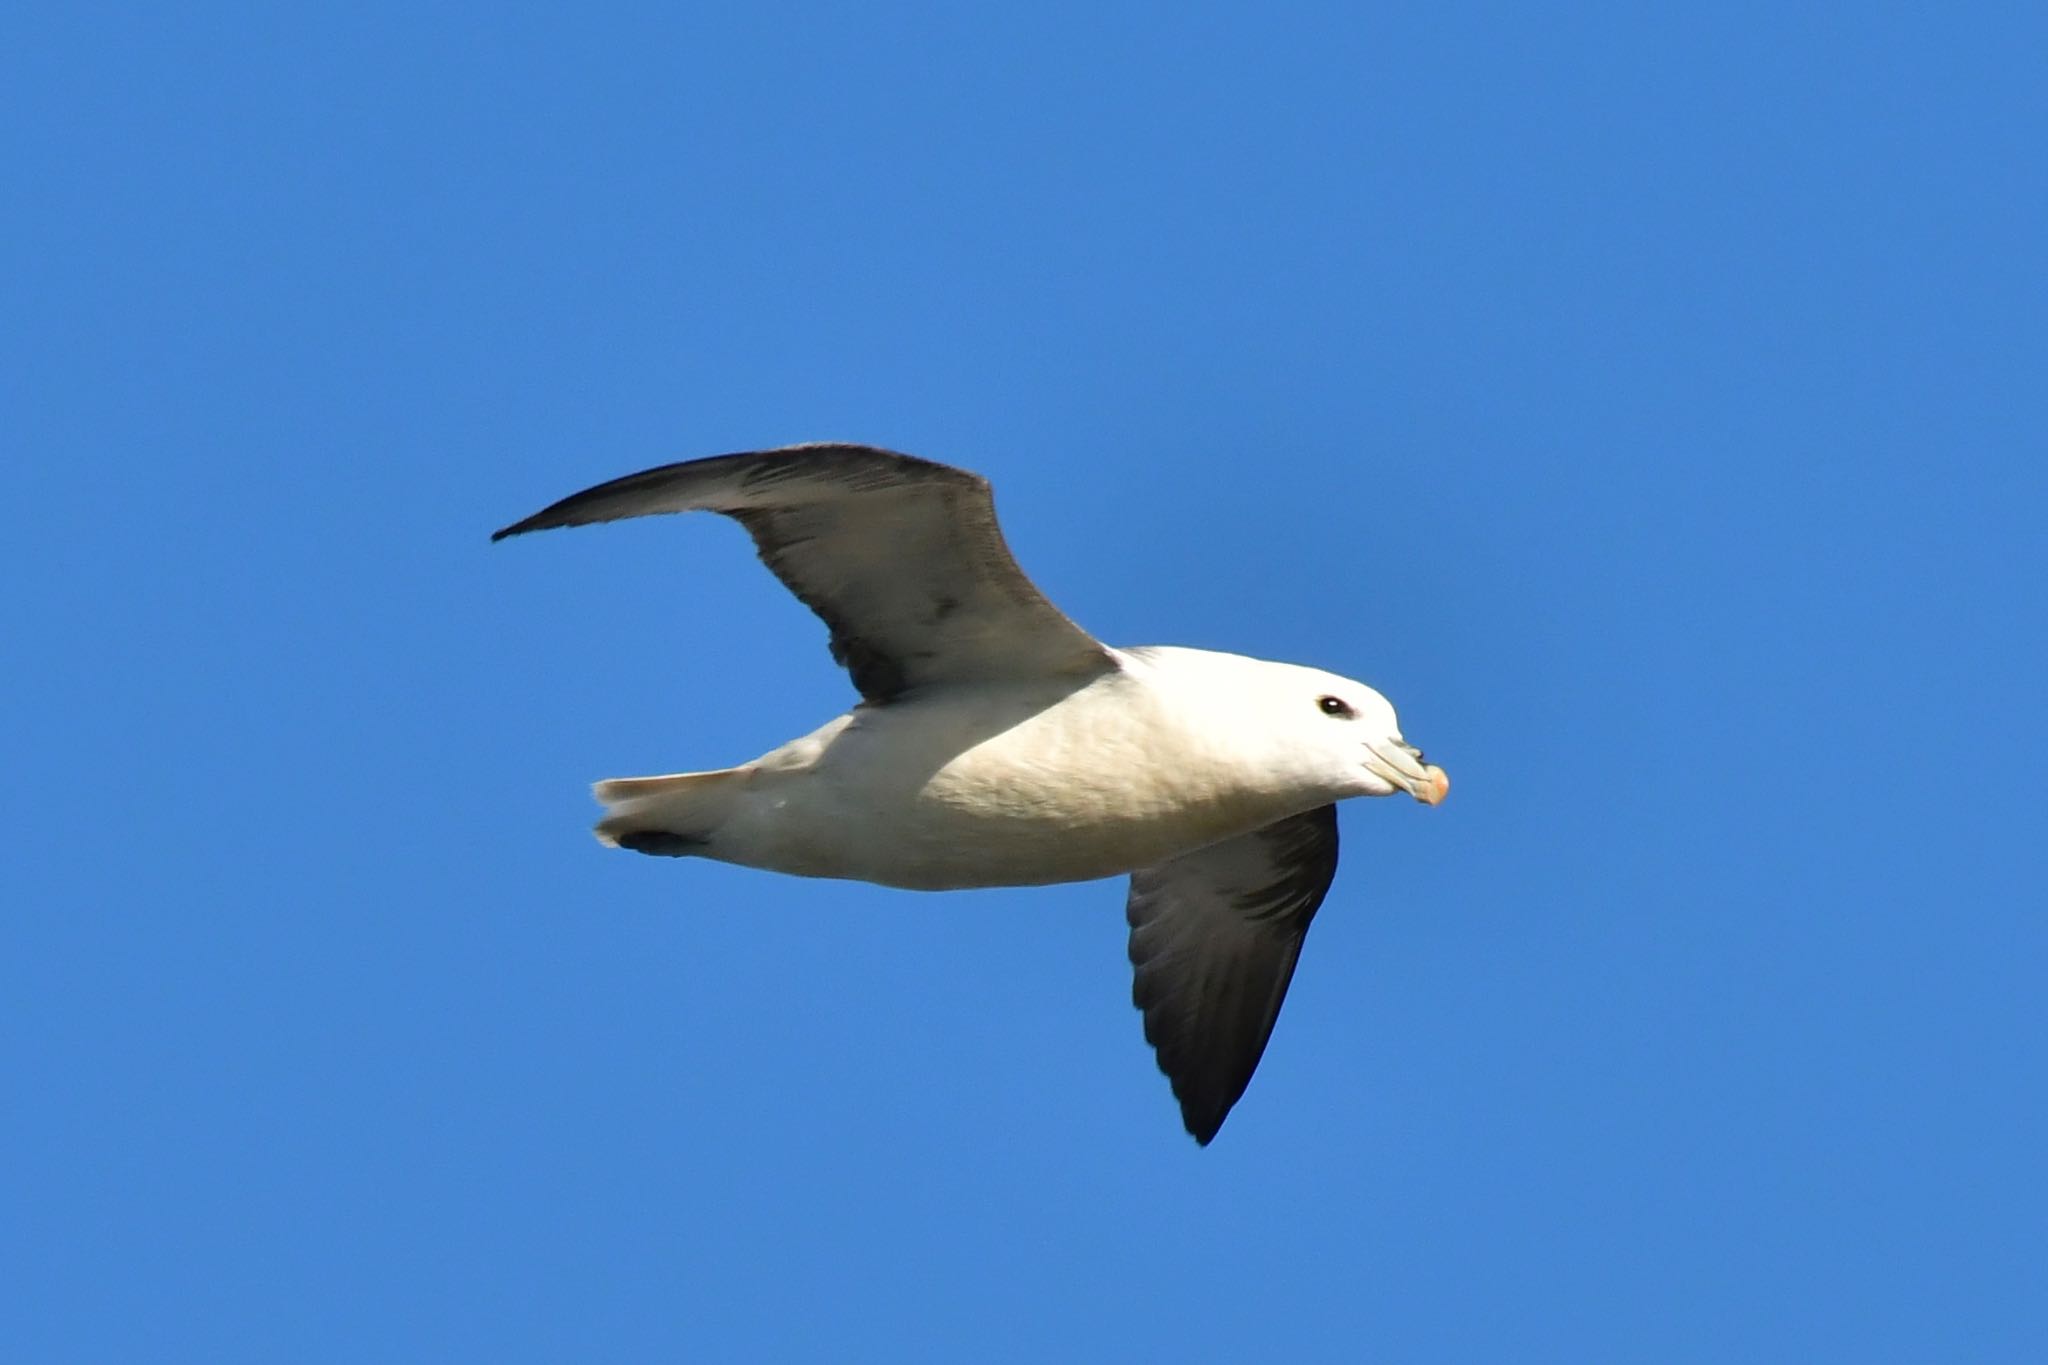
[1294,668,1448,804]
[1203,654,1450,806]
[1117,647,1449,806]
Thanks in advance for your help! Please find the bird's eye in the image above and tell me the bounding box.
[1316,695,1354,719]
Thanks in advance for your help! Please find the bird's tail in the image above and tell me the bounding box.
[592,769,744,857]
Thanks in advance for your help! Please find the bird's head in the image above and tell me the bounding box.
[1273,667,1449,806]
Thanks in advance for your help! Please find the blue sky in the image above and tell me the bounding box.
[5,2,2043,1360]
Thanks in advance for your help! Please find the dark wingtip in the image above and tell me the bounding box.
[490,516,541,542]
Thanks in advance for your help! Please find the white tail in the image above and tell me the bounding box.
[592,768,744,853]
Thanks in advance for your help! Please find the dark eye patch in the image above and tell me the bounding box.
[1317,695,1354,719]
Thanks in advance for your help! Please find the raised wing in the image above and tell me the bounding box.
[493,444,1116,703]
[1125,805,1340,1145]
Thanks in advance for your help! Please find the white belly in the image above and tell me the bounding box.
[708,672,1306,890]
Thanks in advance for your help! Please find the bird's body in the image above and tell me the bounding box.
[495,443,1447,1143]
[599,647,1392,891]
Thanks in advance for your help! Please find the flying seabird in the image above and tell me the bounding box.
[493,443,1448,1145]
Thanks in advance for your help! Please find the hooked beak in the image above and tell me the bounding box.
[1366,740,1450,806]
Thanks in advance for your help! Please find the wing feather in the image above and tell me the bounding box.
[1125,805,1341,1144]
[493,444,1115,702]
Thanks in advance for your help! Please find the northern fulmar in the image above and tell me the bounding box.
[493,443,1448,1145]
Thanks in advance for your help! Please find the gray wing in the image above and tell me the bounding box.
[492,443,1116,703]
[1126,805,1340,1145]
